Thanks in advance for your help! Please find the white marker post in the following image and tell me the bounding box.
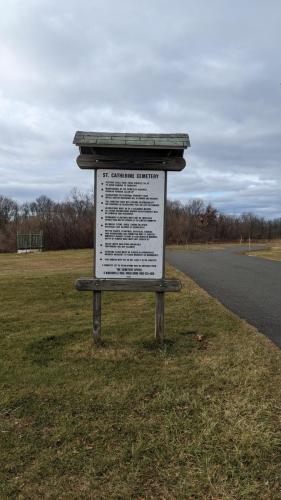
[73,132,190,345]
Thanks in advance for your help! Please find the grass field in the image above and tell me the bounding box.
[1,249,281,498]
[167,243,227,251]
[247,242,281,262]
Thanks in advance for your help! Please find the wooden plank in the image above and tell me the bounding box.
[81,147,186,157]
[124,139,155,146]
[73,131,190,149]
[155,292,164,344]
[75,132,189,139]
[80,148,184,159]
[78,154,178,164]
[76,154,186,171]
[75,278,182,292]
[93,291,102,345]
[78,143,187,150]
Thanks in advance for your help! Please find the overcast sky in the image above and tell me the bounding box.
[0,0,281,218]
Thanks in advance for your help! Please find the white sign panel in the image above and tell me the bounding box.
[95,169,165,279]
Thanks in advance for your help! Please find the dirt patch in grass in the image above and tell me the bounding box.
[1,249,281,498]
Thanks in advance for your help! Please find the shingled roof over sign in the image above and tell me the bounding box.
[73,131,190,149]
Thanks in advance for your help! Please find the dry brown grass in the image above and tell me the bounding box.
[247,241,281,261]
[1,249,281,498]
[0,248,93,276]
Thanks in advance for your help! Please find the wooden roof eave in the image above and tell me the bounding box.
[73,131,190,150]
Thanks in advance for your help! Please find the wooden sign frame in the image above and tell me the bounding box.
[73,132,190,345]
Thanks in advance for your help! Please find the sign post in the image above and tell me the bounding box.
[73,132,190,345]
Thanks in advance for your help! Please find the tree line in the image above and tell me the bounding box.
[0,190,280,252]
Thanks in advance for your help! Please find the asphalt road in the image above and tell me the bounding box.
[166,245,281,348]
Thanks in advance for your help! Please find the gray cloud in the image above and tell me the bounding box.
[0,0,281,218]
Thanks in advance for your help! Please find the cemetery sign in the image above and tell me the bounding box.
[73,132,190,345]
[95,169,165,279]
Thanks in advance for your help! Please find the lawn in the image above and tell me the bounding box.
[1,249,281,498]
[167,243,227,251]
[247,242,281,262]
